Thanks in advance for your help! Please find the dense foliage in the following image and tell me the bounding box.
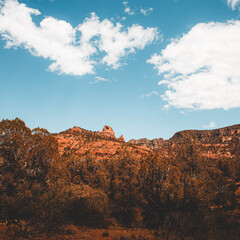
[0,119,239,239]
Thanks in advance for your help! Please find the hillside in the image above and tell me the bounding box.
[129,124,240,161]
[54,125,151,159]
[55,123,240,165]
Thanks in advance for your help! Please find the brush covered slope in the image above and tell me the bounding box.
[129,124,240,227]
[55,125,151,159]
[129,124,240,161]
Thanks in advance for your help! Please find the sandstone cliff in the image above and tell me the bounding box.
[128,137,165,150]
[55,123,240,162]
[128,124,240,161]
[54,125,151,159]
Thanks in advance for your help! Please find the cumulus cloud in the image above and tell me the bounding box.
[78,13,158,69]
[148,20,240,110]
[203,121,217,129]
[123,1,134,15]
[0,0,158,76]
[226,0,240,10]
[140,8,153,16]
[139,91,160,99]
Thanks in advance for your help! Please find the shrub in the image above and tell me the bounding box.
[102,230,109,237]
[67,183,110,227]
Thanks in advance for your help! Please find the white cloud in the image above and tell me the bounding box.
[77,13,158,69]
[123,1,134,15]
[140,7,153,16]
[89,76,110,84]
[148,20,240,110]
[0,0,158,76]
[203,121,217,129]
[226,0,240,10]
[139,91,160,99]
[95,76,109,82]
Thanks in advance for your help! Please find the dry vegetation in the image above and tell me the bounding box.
[0,118,239,239]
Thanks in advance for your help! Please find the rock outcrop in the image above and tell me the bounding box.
[119,134,125,142]
[54,125,150,159]
[55,123,240,162]
[101,125,115,138]
[129,137,164,150]
[128,124,240,162]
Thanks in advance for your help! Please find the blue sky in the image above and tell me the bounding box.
[0,0,240,140]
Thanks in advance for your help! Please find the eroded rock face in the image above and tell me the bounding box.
[128,124,240,162]
[165,125,240,160]
[129,138,164,150]
[54,125,150,159]
[102,125,115,138]
[55,123,240,162]
[119,134,125,142]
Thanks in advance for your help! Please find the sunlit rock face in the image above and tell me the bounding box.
[101,125,115,138]
[119,134,125,142]
[55,123,240,162]
[129,124,240,161]
[54,125,150,159]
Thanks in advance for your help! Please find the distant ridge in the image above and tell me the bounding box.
[129,124,240,162]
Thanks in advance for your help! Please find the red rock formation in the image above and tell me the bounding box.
[128,124,240,162]
[55,123,240,163]
[101,125,115,138]
[119,134,125,142]
[129,137,164,150]
[54,126,151,159]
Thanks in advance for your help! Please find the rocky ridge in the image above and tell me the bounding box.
[128,124,240,161]
[54,125,151,159]
[55,124,240,161]
[128,137,165,150]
